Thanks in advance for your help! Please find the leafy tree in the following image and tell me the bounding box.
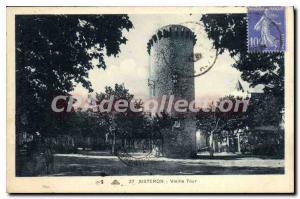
[200,14,284,113]
[16,15,133,138]
[196,96,248,156]
[244,93,284,156]
[96,84,146,154]
[200,14,285,156]
[96,83,134,102]
[95,84,171,155]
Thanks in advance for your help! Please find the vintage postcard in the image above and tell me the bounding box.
[6,7,294,193]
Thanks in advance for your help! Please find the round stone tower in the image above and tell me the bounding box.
[147,25,197,158]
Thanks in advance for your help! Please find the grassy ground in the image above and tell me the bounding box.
[47,151,284,176]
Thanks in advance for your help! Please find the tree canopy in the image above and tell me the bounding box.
[16,15,133,136]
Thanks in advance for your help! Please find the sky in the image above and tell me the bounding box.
[72,14,263,100]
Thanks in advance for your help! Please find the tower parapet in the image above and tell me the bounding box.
[147,25,196,54]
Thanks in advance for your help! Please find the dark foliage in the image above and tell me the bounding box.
[16,15,133,137]
[200,14,284,111]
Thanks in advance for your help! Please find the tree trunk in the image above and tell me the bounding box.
[111,132,116,155]
[209,132,214,157]
[149,138,153,151]
[237,131,241,154]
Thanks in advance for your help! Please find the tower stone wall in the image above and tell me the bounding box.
[147,25,197,158]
